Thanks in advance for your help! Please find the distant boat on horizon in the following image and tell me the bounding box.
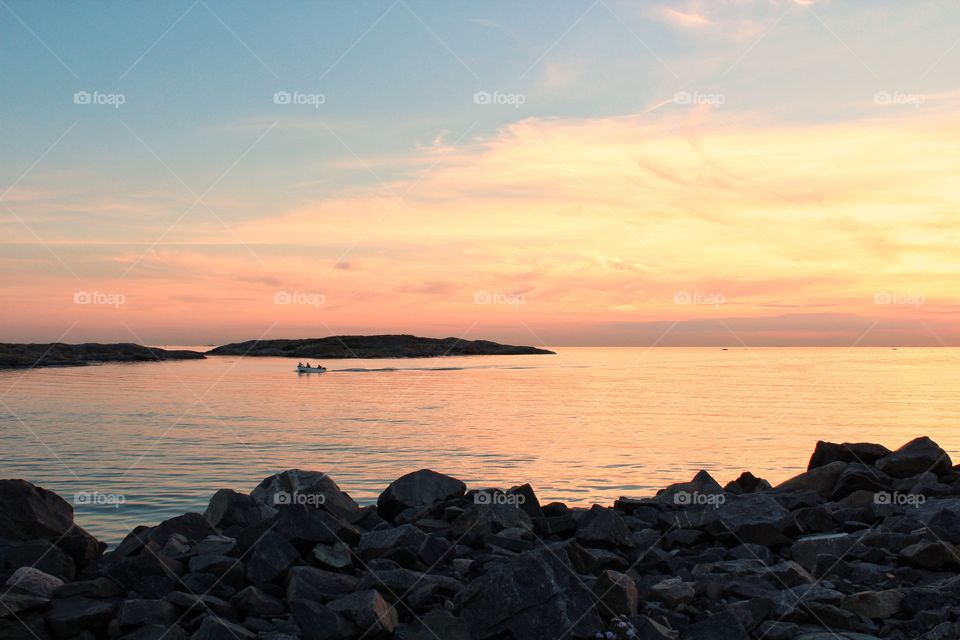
[296,364,327,373]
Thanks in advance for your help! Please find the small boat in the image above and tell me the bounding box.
[296,365,327,373]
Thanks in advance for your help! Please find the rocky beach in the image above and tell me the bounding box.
[1,435,959,640]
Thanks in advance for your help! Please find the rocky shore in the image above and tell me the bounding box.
[2,436,960,639]
[206,335,555,358]
[0,344,205,369]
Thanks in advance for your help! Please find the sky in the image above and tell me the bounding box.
[1,0,959,347]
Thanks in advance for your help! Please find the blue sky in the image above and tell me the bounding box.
[2,1,960,345]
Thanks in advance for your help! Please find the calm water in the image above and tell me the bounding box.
[1,347,958,544]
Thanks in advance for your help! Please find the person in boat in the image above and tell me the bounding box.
[297,362,303,368]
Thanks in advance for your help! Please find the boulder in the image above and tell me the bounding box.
[876,437,952,478]
[274,504,360,546]
[681,610,748,640]
[650,577,695,607]
[449,502,532,543]
[791,533,863,573]
[4,566,63,598]
[311,541,352,570]
[116,598,178,628]
[839,589,903,618]
[245,531,299,584]
[395,609,470,640]
[377,469,466,521]
[203,489,276,529]
[44,597,115,638]
[773,461,847,497]
[327,589,398,638]
[656,470,724,506]
[289,599,354,640]
[593,569,638,618]
[900,541,957,569]
[724,471,771,494]
[808,441,892,470]
[0,540,76,580]
[576,505,631,548]
[147,512,216,546]
[286,566,357,602]
[252,469,360,521]
[460,547,601,639]
[191,615,256,640]
[231,585,283,618]
[705,494,789,546]
[830,464,892,501]
[358,524,428,562]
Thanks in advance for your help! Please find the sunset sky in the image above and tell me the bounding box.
[2,1,959,346]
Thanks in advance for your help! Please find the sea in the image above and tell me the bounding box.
[1,346,957,544]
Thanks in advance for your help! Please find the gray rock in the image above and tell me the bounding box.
[656,470,725,506]
[311,541,352,570]
[252,469,360,521]
[460,547,601,639]
[377,469,466,521]
[773,461,847,497]
[245,531,299,584]
[203,489,276,529]
[148,512,217,546]
[395,609,470,640]
[631,615,677,639]
[705,493,789,546]
[0,592,50,617]
[839,589,903,618]
[876,436,952,479]
[594,569,638,618]
[808,441,892,470]
[680,610,748,639]
[286,565,357,602]
[327,589,398,638]
[190,615,256,639]
[650,577,695,607]
[449,502,532,542]
[359,524,428,561]
[274,504,360,546]
[576,505,631,548]
[4,566,64,598]
[117,598,178,628]
[231,585,283,618]
[791,533,863,572]
[44,597,115,638]
[900,541,957,569]
[289,599,354,640]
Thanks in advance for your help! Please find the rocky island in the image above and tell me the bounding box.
[207,335,555,358]
[0,343,205,369]
[1,435,959,639]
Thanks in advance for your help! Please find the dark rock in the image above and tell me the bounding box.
[358,524,428,563]
[808,441,892,470]
[576,505,631,548]
[755,621,800,640]
[377,469,466,521]
[791,533,864,573]
[650,578,695,607]
[5,566,63,598]
[724,471,771,494]
[594,569,638,618]
[630,615,677,640]
[285,566,357,602]
[289,599,354,640]
[116,598,178,628]
[54,577,120,599]
[838,589,903,618]
[876,436,952,479]
[0,592,50,617]
[190,615,256,640]
[773,461,847,497]
[0,480,101,561]
[449,502,532,543]
[148,513,216,546]
[118,624,189,640]
[203,489,275,529]
[274,504,360,546]
[899,541,957,569]
[460,547,601,639]
[395,609,470,640]
[252,470,360,522]
[327,589,398,638]
[830,464,892,501]
[231,585,283,618]
[310,541,352,570]
[705,494,789,546]
[44,597,115,638]
[680,609,748,639]
[245,532,299,584]
[656,470,724,506]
